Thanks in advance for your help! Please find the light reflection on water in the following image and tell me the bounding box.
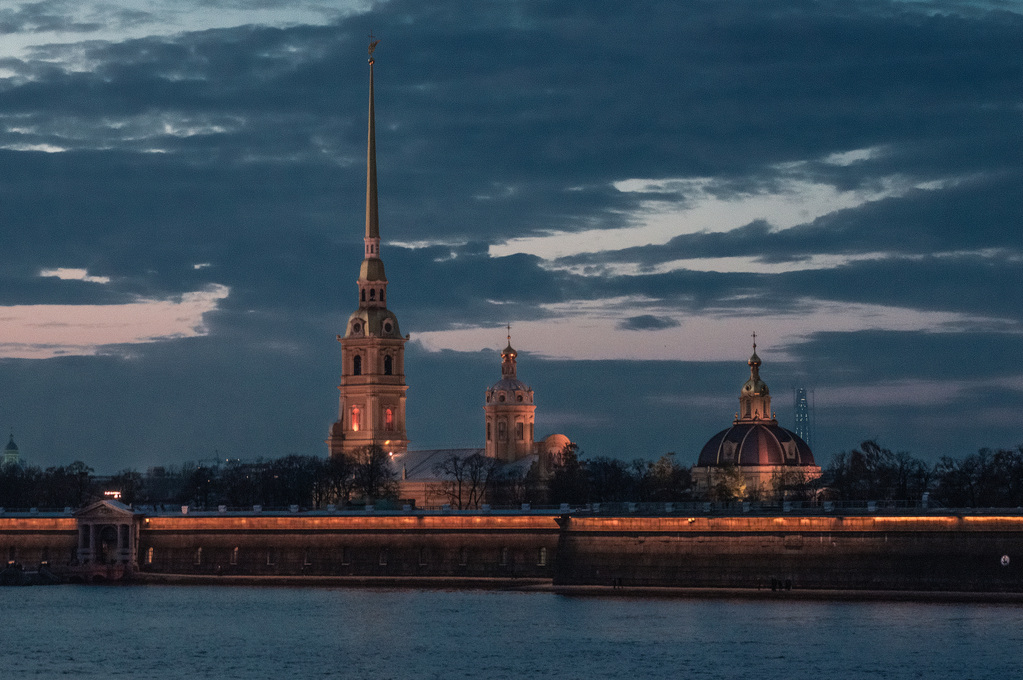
[1,586,1022,679]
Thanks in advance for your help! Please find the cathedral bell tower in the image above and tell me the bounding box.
[328,39,409,457]
[484,329,536,462]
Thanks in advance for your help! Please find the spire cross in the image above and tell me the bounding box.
[751,331,757,351]
[506,323,511,345]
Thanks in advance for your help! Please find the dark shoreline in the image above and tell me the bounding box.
[122,573,1023,603]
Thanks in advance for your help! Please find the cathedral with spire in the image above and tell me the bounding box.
[327,42,571,506]
[327,41,409,458]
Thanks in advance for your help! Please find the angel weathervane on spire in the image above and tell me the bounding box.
[368,33,381,62]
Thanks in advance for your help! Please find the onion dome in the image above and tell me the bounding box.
[487,329,533,402]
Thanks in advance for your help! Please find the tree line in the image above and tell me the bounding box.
[3,440,1023,509]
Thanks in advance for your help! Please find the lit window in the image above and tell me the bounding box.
[145,547,154,564]
[230,547,238,565]
[352,407,361,432]
[385,408,394,431]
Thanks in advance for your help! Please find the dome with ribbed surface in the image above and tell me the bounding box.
[698,422,814,467]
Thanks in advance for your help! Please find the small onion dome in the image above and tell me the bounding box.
[698,423,814,467]
[502,342,517,360]
[5,435,17,452]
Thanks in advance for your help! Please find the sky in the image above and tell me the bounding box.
[0,0,1021,473]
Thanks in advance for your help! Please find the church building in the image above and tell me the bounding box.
[327,42,409,458]
[692,339,821,499]
[327,43,571,507]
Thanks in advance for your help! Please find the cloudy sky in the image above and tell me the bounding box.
[1,0,1021,473]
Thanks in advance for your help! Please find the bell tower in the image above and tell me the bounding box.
[328,38,409,457]
[484,328,536,462]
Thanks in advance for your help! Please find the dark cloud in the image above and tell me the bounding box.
[0,2,101,34]
[0,0,1020,469]
[618,315,681,331]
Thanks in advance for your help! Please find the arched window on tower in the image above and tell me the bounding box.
[498,420,507,442]
[384,355,393,375]
[381,290,385,302]
[516,422,524,441]
[369,289,376,301]
[353,355,362,376]
[351,406,361,432]
[361,290,366,302]
[385,408,394,431]
[487,422,492,441]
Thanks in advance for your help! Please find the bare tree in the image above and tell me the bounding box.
[433,453,498,509]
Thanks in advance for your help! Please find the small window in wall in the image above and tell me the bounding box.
[385,408,394,431]
[486,423,491,441]
[146,547,154,564]
[266,549,276,566]
[351,406,361,432]
[381,290,385,302]
[537,547,548,567]
[304,549,313,567]
[194,547,202,566]
[383,355,393,375]
[516,422,524,441]
[361,290,366,302]
[341,546,351,565]
[459,546,469,566]
[369,289,376,301]
[498,421,507,442]
[500,547,509,567]
[230,547,238,565]
[353,355,362,376]
[378,548,388,566]
[418,547,427,567]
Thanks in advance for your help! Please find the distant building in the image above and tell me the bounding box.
[793,387,812,448]
[2,432,20,468]
[692,341,820,498]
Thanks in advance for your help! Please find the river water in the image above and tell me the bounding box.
[1,586,1020,679]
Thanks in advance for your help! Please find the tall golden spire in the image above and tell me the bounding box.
[365,35,380,242]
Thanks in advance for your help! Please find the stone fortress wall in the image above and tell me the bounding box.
[3,504,1023,592]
